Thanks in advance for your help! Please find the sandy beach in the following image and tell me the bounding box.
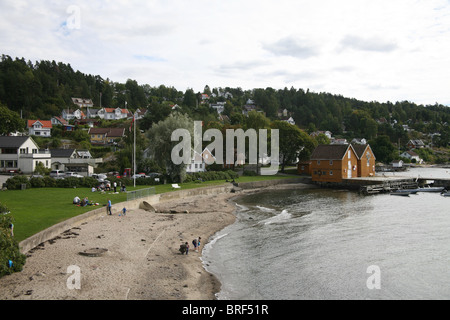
[0,182,311,300]
[0,191,237,300]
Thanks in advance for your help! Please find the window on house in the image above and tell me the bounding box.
[317,160,321,165]
[330,171,333,175]
[348,151,351,159]
[329,160,333,165]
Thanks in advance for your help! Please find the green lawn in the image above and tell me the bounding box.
[0,174,299,242]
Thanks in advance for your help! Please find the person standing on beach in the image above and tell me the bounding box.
[107,199,112,215]
[192,238,198,252]
[197,237,201,252]
[185,242,189,255]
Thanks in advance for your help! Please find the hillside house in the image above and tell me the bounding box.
[62,109,86,120]
[27,120,52,137]
[281,116,296,126]
[88,128,125,145]
[352,144,376,177]
[72,98,94,109]
[310,131,332,139]
[310,144,359,183]
[0,136,51,174]
[400,150,423,164]
[51,116,68,126]
[97,108,131,120]
[407,139,425,150]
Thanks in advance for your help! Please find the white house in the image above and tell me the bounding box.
[186,148,216,173]
[50,148,102,176]
[400,150,423,164]
[27,120,52,137]
[210,102,225,114]
[391,160,404,168]
[62,109,86,120]
[0,136,52,174]
[97,108,130,120]
[351,138,367,145]
[282,116,295,126]
[72,97,94,109]
[310,131,332,139]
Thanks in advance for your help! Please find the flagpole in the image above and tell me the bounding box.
[133,112,136,188]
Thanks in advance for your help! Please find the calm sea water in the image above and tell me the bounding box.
[202,168,450,300]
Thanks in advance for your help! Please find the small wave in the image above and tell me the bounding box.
[260,209,292,225]
[235,203,249,211]
[203,233,229,252]
[255,205,276,213]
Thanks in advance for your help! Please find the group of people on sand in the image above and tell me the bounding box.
[179,236,202,255]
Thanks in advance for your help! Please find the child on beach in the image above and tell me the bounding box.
[120,207,127,216]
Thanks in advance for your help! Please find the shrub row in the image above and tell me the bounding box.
[184,170,239,183]
[5,170,240,190]
[6,176,100,190]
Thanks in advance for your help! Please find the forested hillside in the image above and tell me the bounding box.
[1,54,449,150]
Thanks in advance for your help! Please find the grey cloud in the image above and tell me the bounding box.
[339,35,398,52]
[262,36,320,59]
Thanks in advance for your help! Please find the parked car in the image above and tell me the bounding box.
[65,172,83,178]
[50,170,65,179]
[91,173,108,180]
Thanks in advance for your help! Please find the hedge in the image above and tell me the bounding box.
[5,170,239,190]
[184,170,238,183]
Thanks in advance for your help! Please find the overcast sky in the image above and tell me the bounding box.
[1,0,450,106]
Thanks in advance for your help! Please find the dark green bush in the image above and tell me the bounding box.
[0,209,26,278]
[29,177,46,188]
[5,176,30,190]
[43,176,56,187]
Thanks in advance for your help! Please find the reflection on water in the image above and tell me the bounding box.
[202,179,450,300]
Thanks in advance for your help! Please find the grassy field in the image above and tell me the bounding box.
[0,174,299,242]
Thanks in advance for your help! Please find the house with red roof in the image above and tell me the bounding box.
[27,120,53,137]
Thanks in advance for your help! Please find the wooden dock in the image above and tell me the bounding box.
[311,175,449,195]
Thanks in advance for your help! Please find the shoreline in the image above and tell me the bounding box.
[0,182,313,300]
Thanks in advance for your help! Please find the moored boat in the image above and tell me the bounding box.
[390,190,413,196]
[418,186,445,192]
